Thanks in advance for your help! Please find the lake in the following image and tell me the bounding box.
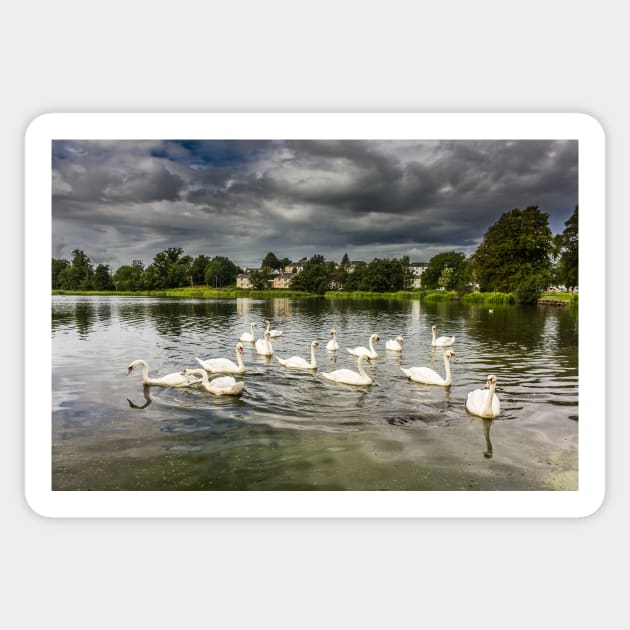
[51,295,578,491]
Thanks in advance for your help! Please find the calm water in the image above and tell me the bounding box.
[52,295,578,490]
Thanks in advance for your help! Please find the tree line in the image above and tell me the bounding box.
[52,205,578,303]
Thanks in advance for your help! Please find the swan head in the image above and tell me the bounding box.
[445,350,458,362]
[312,341,320,349]
[237,343,245,354]
[371,334,380,342]
[396,336,404,344]
[432,325,437,332]
[181,368,205,378]
[330,329,336,337]
[264,331,271,339]
[251,322,258,329]
[485,374,497,388]
[127,359,143,374]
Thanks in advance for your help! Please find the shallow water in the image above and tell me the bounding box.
[52,295,578,490]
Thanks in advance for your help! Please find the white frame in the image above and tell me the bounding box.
[25,113,605,517]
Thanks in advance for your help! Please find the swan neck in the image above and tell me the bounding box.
[369,337,375,352]
[443,354,452,386]
[236,346,244,367]
[484,383,496,414]
[139,360,150,383]
[310,345,317,367]
[357,356,367,378]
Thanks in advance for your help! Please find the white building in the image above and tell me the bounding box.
[408,262,428,288]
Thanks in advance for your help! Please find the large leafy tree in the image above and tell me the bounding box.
[204,256,242,287]
[421,251,468,291]
[191,255,212,285]
[361,258,404,292]
[249,267,273,290]
[113,260,145,291]
[470,206,553,295]
[146,247,192,288]
[555,206,578,290]
[289,254,331,295]
[94,264,115,290]
[57,249,95,290]
[52,258,70,289]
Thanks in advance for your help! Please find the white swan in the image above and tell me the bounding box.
[277,341,320,370]
[181,368,244,396]
[127,359,202,387]
[322,354,373,386]
[326,329,339,351]
[431,325,455,347]
[401,349,458,386]
[195,342,246,374]
[386,336,404,351]
[347,333,380,358]
[239,322,258,343]
[466,374,501,418]
[264,319,283,338]
[255,330,274,356]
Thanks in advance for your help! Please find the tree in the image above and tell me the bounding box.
[360,258,404,292]
[341,252,350,268]
[52,258,69,289]
[421,251,468,292]
[204,256,242,287]
[262,252,281,270]
[58,249,95,290]
[555,206,578,291]
[470,206,553,295]
[249,267,273,290]
[191,255,212,285]
[94,264,115,290]
[149,247,192,288]
[289,254,331,294]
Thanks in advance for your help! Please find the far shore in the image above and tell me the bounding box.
[52,287,577,305]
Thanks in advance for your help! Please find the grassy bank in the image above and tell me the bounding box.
[52,287,578,306]
[461,291,516,305]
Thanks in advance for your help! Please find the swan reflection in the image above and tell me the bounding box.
[127,385,152,409]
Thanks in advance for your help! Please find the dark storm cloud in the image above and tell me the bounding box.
[51,138,578,269]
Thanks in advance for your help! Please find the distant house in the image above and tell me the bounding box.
[284,262,304,274]
[408,262,428,288]
[236,273,253,289]
[347,260,366,273]
[272,272,296,289]
[236,267,259,289]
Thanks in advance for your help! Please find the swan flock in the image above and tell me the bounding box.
[127,321,500,416]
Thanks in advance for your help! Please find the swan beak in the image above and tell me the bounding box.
[451,354,459,362]
[127,366,133,374]
[367,358,373,365]
[180,370,187,375]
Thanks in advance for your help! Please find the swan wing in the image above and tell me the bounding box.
[347,346,369,357]
[466,388,499,417]
[402,366,444,385]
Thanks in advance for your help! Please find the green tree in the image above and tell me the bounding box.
[249,267,273,290]
[470,206,553,295]
[341,252,350,268]
[360,258,404,292]
[94,264,115,290]
[149,247,193,288]
[262,252,281,270]
[343,261,368,291]
[113,260,144,290]
[422,251,468,291]
[59,249,95,290]
[289,254,331,294]
[191,255,212,285]
[555,206,578,291]
[52,258,69,289]
[204,256,242,287]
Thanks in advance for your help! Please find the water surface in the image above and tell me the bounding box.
[52,295,578,490]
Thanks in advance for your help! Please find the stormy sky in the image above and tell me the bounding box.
[51,139,578,270]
